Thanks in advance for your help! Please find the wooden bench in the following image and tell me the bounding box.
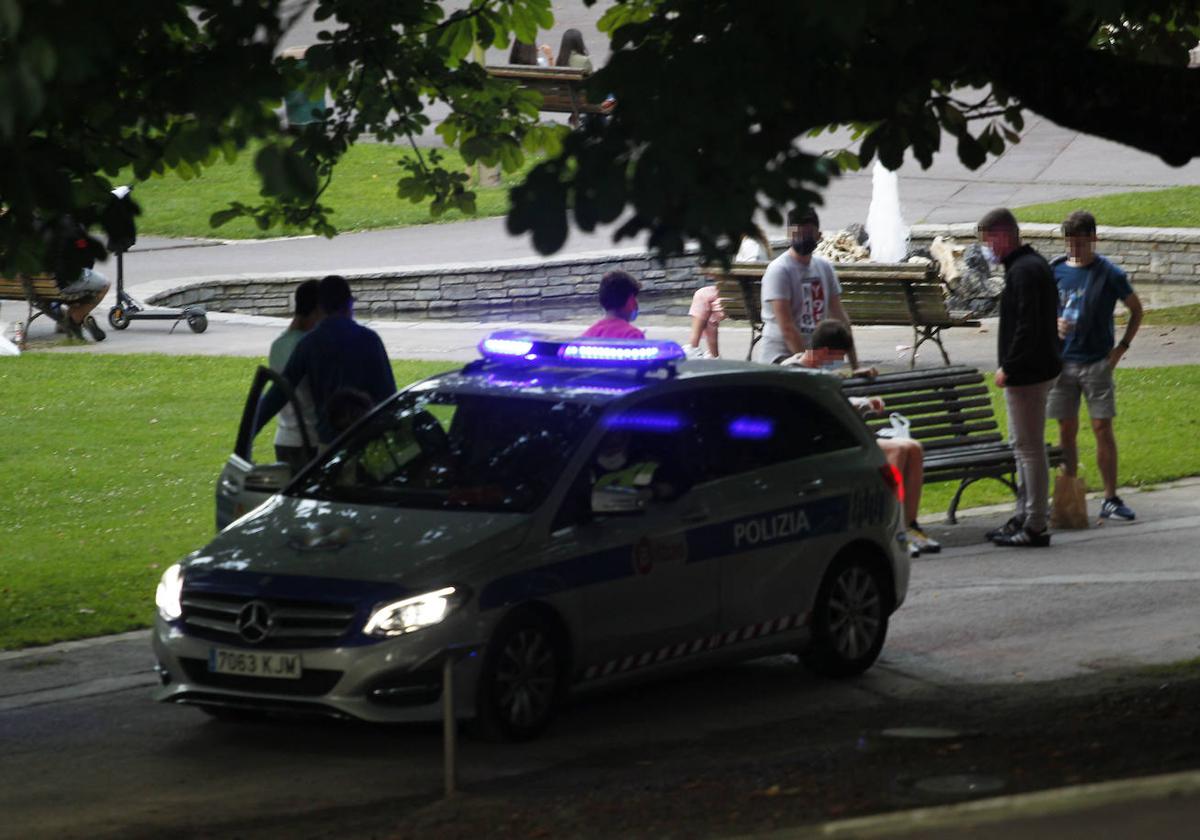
[485,64,605,121]
[702,261,980,365]
[840,365,1064,523]
[0,274,89,349]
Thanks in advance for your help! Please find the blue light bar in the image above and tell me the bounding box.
[728,416,775,440]
[479,333,538,360]
[559,339,684,366]
[477,330,685,370]
[605,411,685,432]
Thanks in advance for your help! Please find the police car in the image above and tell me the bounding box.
[153,332,910,740]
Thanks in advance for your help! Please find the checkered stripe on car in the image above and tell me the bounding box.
[581,612,808,681]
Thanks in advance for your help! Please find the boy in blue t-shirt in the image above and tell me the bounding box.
[1046,211,1143,521]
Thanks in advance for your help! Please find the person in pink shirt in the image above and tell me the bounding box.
[582,271,646,339]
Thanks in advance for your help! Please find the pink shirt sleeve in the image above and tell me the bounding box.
[581,317,647,340]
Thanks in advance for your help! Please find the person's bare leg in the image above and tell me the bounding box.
[901,439,923,522]
[67,286,108,327]
[1059,416,1080,476]
[688,315,706,350]
[880,440,919,524]
[1092,417,1118,498]
[704,323,719,357]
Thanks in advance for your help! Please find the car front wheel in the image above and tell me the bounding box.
[803,555,890,678]
[472,610,565,741]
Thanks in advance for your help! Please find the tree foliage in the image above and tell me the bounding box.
[508,0,1200,261]
[2,0,1199,273]
[0,0,560,274]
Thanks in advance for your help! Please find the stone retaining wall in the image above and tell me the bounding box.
[911,223,1200,287]
[147,249,707,320]
[148,224,1200,318]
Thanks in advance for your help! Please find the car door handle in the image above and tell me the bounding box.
[796,479,824,496]
[680,506,710,524]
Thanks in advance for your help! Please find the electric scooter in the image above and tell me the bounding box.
[105,186,208,334]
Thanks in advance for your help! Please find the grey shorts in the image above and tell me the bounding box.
[59,267,109,299]
[1047,359,1116,421]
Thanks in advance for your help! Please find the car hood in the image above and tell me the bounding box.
[183,494,530,586]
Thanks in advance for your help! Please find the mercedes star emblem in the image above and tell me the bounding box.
[236,600,273,644]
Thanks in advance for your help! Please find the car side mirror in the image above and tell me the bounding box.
[590,483,650,515]
[243,462,293,494]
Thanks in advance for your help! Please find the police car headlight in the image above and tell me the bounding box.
[364,587,463,637]
[155,564,184,621]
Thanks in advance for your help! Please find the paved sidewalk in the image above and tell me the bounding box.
[22,304,1200,375]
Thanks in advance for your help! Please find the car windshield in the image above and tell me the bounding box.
[292,387,597,513]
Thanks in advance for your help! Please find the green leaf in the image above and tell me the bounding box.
[957,133,986,169]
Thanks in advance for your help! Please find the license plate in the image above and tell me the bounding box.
[208,647,302,680]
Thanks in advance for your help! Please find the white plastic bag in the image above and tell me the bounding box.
[0,333,19,356]
[875,412,911,440]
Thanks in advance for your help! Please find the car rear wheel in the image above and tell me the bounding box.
[803,555,889,678]
[472,610,565,741]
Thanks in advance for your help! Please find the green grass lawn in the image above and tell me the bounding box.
[0,355,451,650]
[1118,303,1200,326]
[2,356,1198,650]
[1015,186,1200,228]
[917,364,1200,516]
[127,142,535,240]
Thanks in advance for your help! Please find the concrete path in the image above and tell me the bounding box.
[21,306,1200,376]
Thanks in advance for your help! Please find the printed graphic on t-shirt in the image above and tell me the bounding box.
[800,280,826,333]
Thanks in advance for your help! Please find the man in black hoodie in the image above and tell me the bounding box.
[977,208,1063,547]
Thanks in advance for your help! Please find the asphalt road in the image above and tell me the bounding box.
[2,482,1198,839]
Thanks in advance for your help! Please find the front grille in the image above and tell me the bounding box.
[180,658,343,696]
[180,591,358,648]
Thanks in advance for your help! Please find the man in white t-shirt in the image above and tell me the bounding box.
[268,279,322,472]
[756,208,850,364]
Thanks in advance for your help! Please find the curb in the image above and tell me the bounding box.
[744,769,1200,839]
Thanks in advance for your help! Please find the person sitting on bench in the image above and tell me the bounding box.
[790,319,940,557]
[47,216,109,341]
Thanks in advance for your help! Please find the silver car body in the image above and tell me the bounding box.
[154,350,910,723]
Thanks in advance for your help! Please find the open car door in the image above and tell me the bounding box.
[215,366,315,530]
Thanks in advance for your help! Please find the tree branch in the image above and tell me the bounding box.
[993,43,1200,166]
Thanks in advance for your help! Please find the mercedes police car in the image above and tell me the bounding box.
[153,333,910,740]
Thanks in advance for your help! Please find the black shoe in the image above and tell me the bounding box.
[83,315,106,341]
[63,318,85,340]
[993,525,1051,548]
[985,515,1024,542]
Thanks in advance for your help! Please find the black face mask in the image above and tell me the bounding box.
[792,236,818,255]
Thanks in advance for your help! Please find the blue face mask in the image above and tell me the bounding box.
[628,305,639,322]
[980,244,1001,265]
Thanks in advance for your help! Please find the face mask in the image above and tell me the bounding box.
[792,236,818,256]
[597,451,626,471]
[627,305,639,322]
[980,244,1001,265]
